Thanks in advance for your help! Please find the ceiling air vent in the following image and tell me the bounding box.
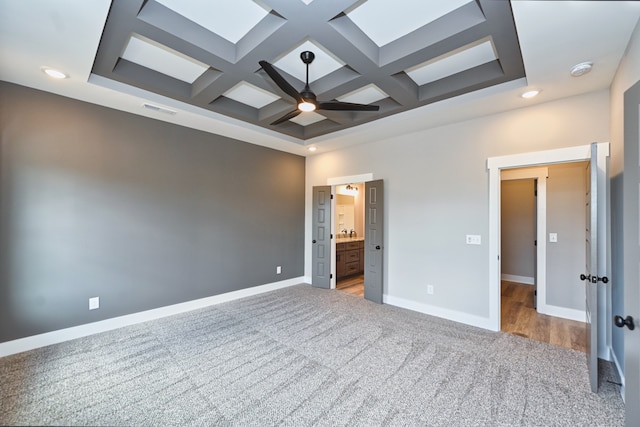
[142,103,177,115]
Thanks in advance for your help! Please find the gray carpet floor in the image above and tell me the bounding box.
[0,284,624,426]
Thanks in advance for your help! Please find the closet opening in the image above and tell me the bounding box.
[500,163,588,352]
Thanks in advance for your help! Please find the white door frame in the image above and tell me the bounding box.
[327,173,374,290]
[488,143,610,359]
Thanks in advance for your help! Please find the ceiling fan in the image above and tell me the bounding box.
[259,51,380,125]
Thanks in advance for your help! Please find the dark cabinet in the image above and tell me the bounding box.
[336,248,346,278]
[337,240,364,279]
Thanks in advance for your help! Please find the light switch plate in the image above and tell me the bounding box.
[89,297,100,310]
[466,235,481,245]
[549,233,558,243]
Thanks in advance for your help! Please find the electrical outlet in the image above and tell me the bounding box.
[276,266,282,274]
[89,297,100,310]
[427,285,434,295]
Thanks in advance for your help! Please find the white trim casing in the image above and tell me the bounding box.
[326,173,374,290]
[0,277,305,358]
[327,173,374,186]
[487,143,610,346]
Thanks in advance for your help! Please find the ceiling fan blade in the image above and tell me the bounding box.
[270,109,302,126]
[259,60,303,103]
[317,101,379,112]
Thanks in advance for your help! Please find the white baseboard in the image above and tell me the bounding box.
[538,304,586,322]
[501,274,534,285]
[0,277,304,358]
[384,295,494,331]
[610,345,625,402]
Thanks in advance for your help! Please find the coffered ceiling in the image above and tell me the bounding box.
[92,0,525,140]
[1,1,640,155]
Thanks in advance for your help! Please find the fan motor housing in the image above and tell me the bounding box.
[300,51,315,64]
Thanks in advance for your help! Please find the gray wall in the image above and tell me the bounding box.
[546,162,587,311]
[0,82,305,343]
[306,89,610,321]
[500,179,535,281]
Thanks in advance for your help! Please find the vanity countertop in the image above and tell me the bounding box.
[336,237,364,242]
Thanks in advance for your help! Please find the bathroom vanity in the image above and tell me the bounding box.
[336,238,364,279]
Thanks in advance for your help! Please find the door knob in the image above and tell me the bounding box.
[375,245,381,250]
[579,274,608,284]
[614,315,635,330]
[312,240,316,244]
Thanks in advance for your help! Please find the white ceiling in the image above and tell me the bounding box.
[0,1,639,157]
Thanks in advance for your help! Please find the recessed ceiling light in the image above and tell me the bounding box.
[521,90,540,99]
[41,67,67,79]
[142,103,177,115]
[307,146,317,152]
[570,61,593,77]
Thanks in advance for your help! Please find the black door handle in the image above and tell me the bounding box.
[312,240,316,244]
[614,315,635,330]
[579,274,609,284]
[375,245,381,250]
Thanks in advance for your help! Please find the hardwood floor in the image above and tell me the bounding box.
[337,274,364,297]
[336,279,585,352]
[501,281,586,352]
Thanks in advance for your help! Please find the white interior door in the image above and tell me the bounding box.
[583,143,599,393]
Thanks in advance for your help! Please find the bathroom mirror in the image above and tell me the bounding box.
[336,194,355,236]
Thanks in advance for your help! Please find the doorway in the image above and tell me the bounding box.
[488,144,610,356]
[312,176,384,304]
[335,183,365,297]
[499,167,547,324]
[499,163,590,352]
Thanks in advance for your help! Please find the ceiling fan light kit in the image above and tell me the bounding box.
[298,101,316,112]
[260,51,380,126]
